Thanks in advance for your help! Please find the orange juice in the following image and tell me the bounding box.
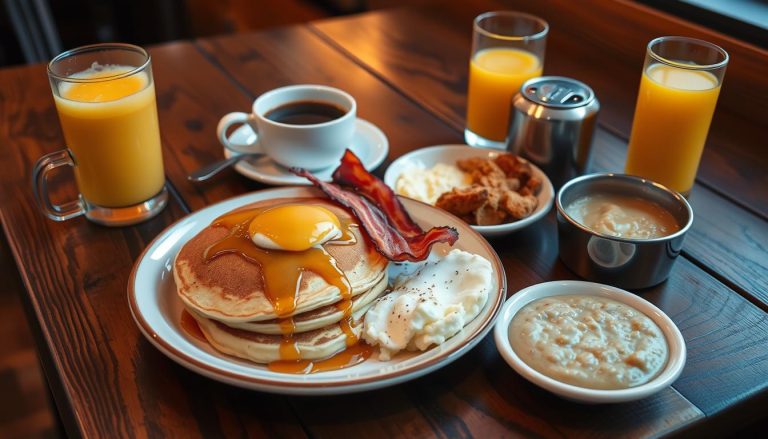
[54,66,164,207]
[466,48,542,142]
[625,63,721,194]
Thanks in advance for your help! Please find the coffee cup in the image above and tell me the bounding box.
[217,84,356,170]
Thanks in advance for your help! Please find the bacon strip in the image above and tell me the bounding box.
[292,168,458,262]
[332,150,423,237]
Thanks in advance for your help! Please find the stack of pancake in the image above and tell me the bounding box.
[173,198,389,364]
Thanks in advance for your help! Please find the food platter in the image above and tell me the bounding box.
[383,145,554,237]
[128,187,506,395]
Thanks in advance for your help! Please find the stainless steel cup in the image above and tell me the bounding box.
[556,173,693,289]
[507,76,599,188]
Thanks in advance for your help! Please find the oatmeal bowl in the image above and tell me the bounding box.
[556,173,693,289]
[493,280,686,404]
[383,145,554,237]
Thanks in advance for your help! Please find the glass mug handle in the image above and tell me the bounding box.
[32,149,86,221]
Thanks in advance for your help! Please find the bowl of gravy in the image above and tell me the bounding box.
[556,173,693,289]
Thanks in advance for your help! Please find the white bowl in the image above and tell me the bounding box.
[383,145,554,237]
[493,280,686,404]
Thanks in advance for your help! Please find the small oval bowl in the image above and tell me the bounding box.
[494,280,686,404]
[556,173,693,289]
[384,145,554,237]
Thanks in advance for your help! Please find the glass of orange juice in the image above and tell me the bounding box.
[465,11,548,149]
[32,43,167,226]
[625,37,728,196]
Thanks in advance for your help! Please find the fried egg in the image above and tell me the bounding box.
[249,205,342,251]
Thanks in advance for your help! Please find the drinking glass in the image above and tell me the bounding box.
[33,43,168,226]
[624,36,728,196]
[465,11,548,149]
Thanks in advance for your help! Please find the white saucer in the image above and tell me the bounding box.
[223,118,388,186]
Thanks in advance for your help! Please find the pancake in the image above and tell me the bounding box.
[174,197,388,323]
[224,272,388,334]
[189,303,372,363]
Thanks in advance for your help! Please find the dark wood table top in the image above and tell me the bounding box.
[1,0,766,437]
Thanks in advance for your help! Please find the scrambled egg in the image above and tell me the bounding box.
[395,163,471,205]
[363,249,492,360]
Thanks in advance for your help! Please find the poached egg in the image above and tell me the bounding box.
[362,249,493,360]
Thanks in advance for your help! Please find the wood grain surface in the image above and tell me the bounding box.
[310,0,768,308]
[193,22,767,432]
[312,0,768,217]
[0,0,765,437]
[0,47,304,438]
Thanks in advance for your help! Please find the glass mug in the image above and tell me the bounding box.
[465,11,548,149]
[625,36,728,196]
[32,43,168,226]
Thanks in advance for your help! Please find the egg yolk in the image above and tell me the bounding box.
[248,205,342,252]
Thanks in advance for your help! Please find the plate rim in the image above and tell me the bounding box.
[382,144,554,235]
[128,187,506,394]
[225,118,389,185]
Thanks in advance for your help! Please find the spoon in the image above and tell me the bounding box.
[188,153,263,182]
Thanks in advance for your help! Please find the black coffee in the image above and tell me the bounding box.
[265,100,347,125]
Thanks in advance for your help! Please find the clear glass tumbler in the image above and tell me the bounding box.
[624,36,728,196]
[33,43,168,226]
[465,11,548,149]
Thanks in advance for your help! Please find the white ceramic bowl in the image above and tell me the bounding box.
[493,280,686,404]
[383,145,554,237]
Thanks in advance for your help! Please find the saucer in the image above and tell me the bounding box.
[222,118,388,186]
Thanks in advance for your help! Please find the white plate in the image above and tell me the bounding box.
[128,187,506,395]
[383,145,554,237]
[223,119,388,185]
[493,280,686,404]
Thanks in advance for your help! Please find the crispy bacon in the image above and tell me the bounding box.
[332,150,423,237]
[291,167,458,262]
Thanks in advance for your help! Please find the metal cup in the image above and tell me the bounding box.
[556,173,693,290]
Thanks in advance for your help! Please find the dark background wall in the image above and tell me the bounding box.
[1,0,766,68]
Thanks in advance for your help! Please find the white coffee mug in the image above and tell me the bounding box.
[217,84,356,170]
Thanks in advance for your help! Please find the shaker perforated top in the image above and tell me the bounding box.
[521,76,595,108]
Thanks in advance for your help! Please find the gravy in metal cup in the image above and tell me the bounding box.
[556,173,693,289]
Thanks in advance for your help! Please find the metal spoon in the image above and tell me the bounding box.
[187,153,263,182]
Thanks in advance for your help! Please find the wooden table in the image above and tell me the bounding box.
[1,0,766,437]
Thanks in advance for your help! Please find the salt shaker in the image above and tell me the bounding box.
[507,76,599,187]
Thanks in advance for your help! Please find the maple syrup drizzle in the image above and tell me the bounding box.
[180,310,207,342]
[201,204,367,369]
[268,343,373,374]
[334,298,358,346]
[277,317,300,360]
[278,317,296,334]
[203,206,352,318]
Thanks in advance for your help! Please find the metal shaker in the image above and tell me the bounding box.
[506,76,599,188]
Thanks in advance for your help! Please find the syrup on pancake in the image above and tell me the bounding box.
[196,203,368,372]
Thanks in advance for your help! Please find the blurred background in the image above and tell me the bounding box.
[0,0,765,67]
[0,0,421,67]
[0,1,765,438]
